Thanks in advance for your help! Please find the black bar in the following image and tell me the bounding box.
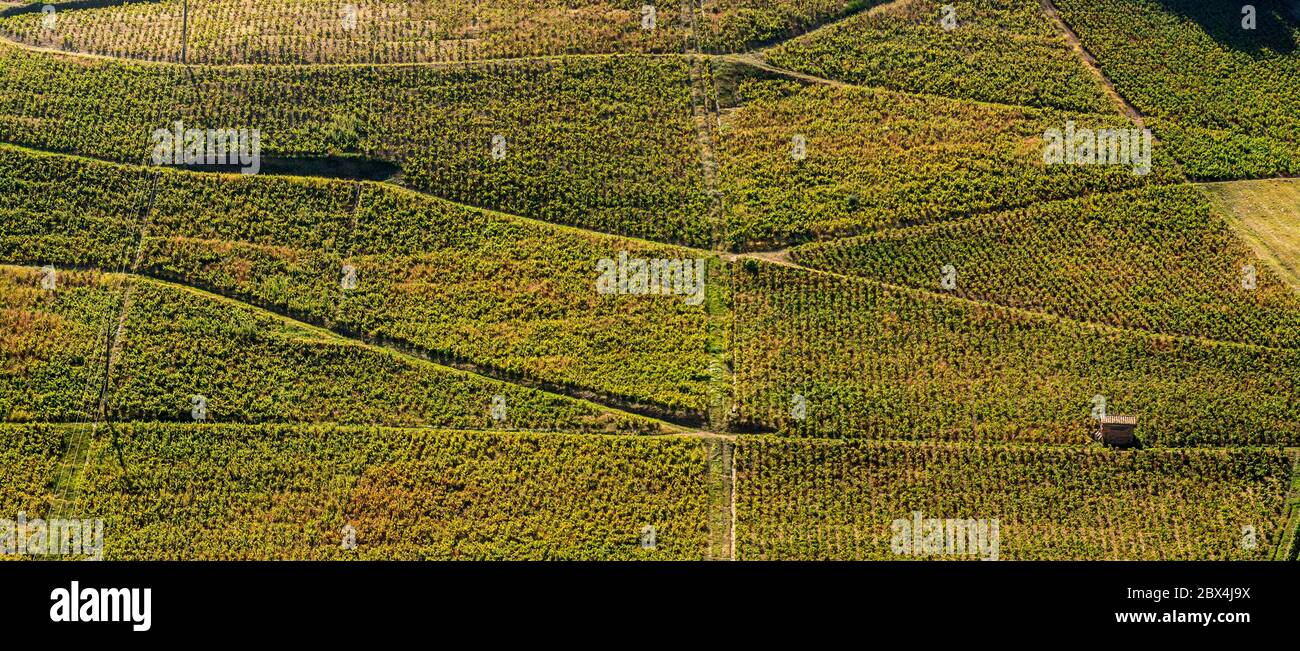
[0,562,1291,641]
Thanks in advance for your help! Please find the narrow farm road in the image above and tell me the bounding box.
[719,52,855,89]
[1039,0,1149,128]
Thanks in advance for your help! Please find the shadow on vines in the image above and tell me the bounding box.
[1156,0,1300,55]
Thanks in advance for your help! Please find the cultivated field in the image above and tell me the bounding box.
[1,0,1297,560]
[1053,0,1300,179]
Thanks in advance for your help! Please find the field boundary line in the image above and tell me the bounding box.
[719,52,851,89]
[1198,175,1300,186]
[4,419,748,441]
[681,4,736,433]
[372,180,717,253]
[22,419,1293,451]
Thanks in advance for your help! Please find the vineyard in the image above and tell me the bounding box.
[0,144,718,418]
[1051,0,1300,180]
[1,1,1299,562]
[0,0,689,63]
[0,423,66,519]
[0,265,665,432]
[112,274,670,432]
[0,44,714,245]
[14,423,714,560]
[715,77,1182,249]
[766,0,1113,113]
[792,184,1300,349]
[181,56,714,245]
[0,0,875,64]
[732,262,1300,446]
[0,40,179,164]
[735,438,1294,560]
[0,267,114,423]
